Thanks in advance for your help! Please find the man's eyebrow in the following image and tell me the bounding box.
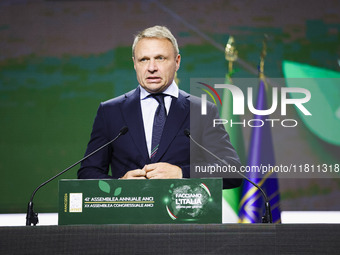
[138,56,149,60]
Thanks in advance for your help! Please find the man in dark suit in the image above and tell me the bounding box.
[78,25,242,189]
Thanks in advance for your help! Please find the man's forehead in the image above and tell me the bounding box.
[134,38,174,55]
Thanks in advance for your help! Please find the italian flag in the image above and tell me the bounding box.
[221,74,246,223]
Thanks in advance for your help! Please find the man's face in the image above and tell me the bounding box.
[133,38,181,94]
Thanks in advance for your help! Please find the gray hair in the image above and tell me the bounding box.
[132,26,179,57]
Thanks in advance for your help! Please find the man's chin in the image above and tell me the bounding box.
[144,84,168,93]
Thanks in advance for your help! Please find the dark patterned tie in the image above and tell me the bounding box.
[150,94,167,161]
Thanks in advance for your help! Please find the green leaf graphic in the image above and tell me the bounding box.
[98,180,111,194]
[169,183,174,193]
[114,187,122,196]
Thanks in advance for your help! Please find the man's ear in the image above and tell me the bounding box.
[132,57,136,70]
[175,54,181,71]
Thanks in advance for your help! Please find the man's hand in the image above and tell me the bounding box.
[120,169,146,179]
[143,163,183,179]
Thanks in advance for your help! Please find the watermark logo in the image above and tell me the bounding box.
[197,81,312,128]
[197,82,222,115]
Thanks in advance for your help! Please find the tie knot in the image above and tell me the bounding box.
[151,93,166,105]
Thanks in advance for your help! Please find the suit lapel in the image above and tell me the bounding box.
[154,90,190,162]
[120,87,149,161]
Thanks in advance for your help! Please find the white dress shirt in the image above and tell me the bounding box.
[139,81,179,157]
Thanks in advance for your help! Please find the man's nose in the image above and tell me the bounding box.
[148,59,158,72]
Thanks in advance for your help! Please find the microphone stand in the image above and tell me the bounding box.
[26,127,128,226]
[184,129,272,223]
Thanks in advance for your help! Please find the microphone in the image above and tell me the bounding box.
[184,129,272,223]
[26,126,129,226]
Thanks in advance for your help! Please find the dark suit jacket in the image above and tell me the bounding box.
[78,87,242,189]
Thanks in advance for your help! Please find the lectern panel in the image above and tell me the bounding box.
[58,178,222,225]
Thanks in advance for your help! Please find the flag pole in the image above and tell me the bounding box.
[222,36,246,223]
[225,36,238,79]
[259,34,268,82]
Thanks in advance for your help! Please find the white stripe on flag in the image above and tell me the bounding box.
[222,198,238,223]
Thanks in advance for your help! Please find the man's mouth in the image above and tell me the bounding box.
[147,76,161,83]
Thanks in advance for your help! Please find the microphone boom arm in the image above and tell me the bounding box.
[185,129,272,223]
[26,126,128,226]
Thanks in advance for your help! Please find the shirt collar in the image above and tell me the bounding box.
[139,81,179,100]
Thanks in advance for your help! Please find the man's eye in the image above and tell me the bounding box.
[156,56,165,61]
[140,58,148,62]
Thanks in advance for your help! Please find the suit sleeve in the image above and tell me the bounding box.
[191,101,243,189]
[77,104,112,179]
